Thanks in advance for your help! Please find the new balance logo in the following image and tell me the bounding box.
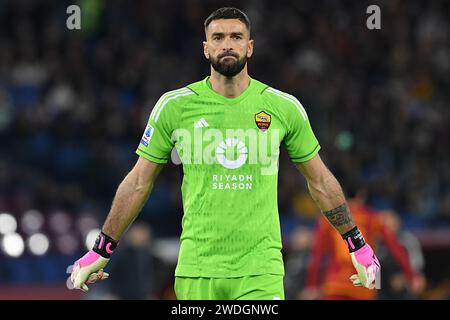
[194,118,209,128]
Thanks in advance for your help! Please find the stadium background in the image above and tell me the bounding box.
[0,0,449,299]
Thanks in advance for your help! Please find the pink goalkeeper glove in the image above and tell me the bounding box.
[343,227,381,289]
[70,232,118,292]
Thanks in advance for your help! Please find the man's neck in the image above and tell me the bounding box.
[209,67,250,98]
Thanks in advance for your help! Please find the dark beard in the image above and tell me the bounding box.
[209,52,247,77]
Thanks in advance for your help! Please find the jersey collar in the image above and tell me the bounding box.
[203,76,255,105]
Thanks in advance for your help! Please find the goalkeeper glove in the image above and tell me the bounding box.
[343,227,381,289]
[70,231,118,292]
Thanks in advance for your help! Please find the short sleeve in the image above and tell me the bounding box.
[283,96,321,163]
[136,93,180,164]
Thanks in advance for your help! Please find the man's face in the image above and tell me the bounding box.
[203,19,254,77]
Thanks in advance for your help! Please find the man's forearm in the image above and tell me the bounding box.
[296,156,380,289]
[307,171,355,235]
[102,170,154,240]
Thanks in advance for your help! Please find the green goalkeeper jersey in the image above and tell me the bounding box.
[136,77,320,277]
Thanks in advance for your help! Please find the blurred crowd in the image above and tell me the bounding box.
[0,0,449,298]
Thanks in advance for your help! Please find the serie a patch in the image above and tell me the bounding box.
[140,124,154,147]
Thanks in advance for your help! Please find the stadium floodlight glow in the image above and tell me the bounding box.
[28,233,50,256]
[0,213,18,235]
[77,215,100,235]
[21,209,45,234]
[85,228,101,250]
[49,211,72,234]
[1,233,25,257]
[57,234,79,255]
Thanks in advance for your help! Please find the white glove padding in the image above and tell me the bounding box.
[70,250,110,292]
[349,243,381,289]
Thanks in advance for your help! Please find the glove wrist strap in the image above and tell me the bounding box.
[92,232,118,258]
[342,227,366,253]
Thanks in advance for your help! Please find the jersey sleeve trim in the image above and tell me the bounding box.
[136,147,169,164]
[290,144,321,163]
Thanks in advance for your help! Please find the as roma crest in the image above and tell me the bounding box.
[255,111,271,131]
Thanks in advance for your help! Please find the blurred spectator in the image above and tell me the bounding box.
[283,225,313,300]
[377,209,427,299]
[301,187,426,300]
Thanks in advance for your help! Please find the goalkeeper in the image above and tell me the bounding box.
[70,7,380,299]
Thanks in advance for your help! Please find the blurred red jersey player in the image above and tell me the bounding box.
[304,189,425,300]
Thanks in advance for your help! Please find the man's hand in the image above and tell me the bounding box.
[71,251,110,292]
[70,232,117,292]
[342,227,381,289]
[349,243,381,289]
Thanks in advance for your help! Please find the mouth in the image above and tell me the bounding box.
[219,54,238,60]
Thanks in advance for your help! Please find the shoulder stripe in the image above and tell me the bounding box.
[154,90,195,122]
[266,88,307,121]
[150,88,190,121]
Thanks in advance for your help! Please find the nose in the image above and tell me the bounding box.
[222,36,233,51]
